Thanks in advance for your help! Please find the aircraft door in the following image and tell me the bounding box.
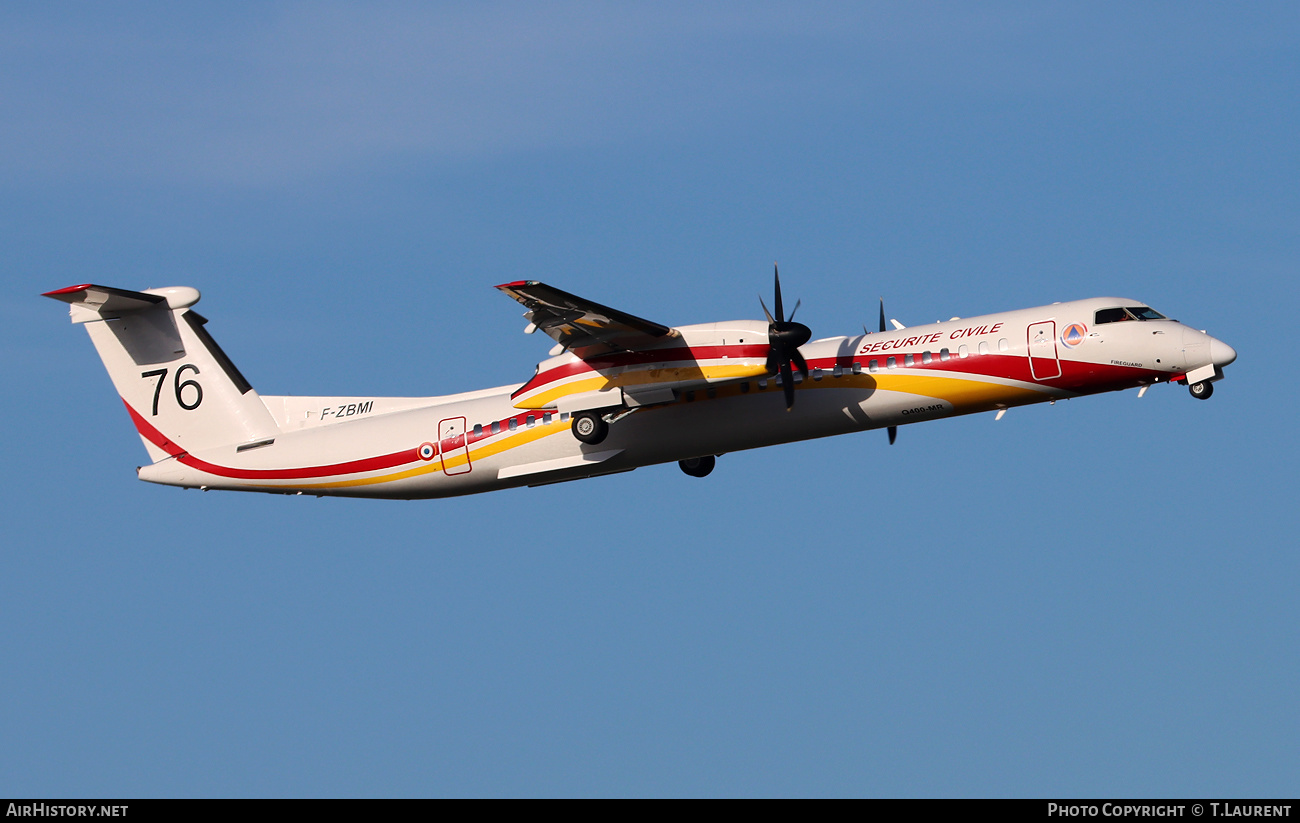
[1027,321,1062,380]
[437,416,472,476]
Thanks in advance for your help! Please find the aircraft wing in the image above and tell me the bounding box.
[495,280,677,357]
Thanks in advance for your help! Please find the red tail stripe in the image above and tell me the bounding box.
[123,400,419,481]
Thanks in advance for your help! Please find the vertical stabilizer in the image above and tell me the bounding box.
[45,284,280,462]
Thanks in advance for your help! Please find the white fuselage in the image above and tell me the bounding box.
[132,297,1235,499]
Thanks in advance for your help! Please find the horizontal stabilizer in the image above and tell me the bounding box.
[44,284,200,324]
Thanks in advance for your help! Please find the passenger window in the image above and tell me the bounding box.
[543,412,553,424]
[978,342,989,355]
[560,412,570,421]
[507,418,517,432]
[887,356,897,369]
[998,338,1009,352]
[490,421,500,434]
[940,348,950,362]
[904,354,914,366]
[852,362,862,374]
[958,345,969,358]
[525,414,535,428]
[740,381,750,393]
[832,365,842,377]
[473,423,483,437]
[922,351,932,364]
[813,368,823,381]
[869,359,878,373]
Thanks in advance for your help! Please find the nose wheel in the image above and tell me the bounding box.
[1189,381,1214,400]
[679,455,715,478]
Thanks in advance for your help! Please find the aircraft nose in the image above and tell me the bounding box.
[1210,337,1237,368]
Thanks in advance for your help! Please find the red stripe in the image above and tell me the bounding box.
[801,352,1156,392]
[515,338,1159,399]
[122,346,1157,483]
[123,400,419,481]
[124,400,184,456]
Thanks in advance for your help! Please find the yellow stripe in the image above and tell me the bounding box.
[647,370,1049,409]
[870,373,1048,409]
[246,371,1045,490]
[514,363,769,409]
[247,420,571,490]
[515,375,607,409]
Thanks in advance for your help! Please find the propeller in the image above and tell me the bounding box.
[760,264,812,411]
[879,296,897,446]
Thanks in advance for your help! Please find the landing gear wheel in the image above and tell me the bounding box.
[679,455,715,478]
[1189,381,1213,400]
[572,411,609,444]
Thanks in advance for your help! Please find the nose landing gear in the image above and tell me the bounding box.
[1189,381,1214,400]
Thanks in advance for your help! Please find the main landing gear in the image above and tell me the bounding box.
[1189,381,1214,400]
[679,455,715,478]
[571,411,610,444]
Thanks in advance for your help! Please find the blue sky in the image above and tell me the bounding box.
[3,2,1297,797]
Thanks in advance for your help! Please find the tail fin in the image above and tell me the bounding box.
[45,284,280,462]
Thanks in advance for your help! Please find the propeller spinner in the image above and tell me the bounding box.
[760,265,812,411]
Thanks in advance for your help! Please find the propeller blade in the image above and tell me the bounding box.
[759,265,811,410]
[888,425,897,445]
[780,359,795,410]
[879,297,887,334]
[791,349,808,379]
[773,264,785,321]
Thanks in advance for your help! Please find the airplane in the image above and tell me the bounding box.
[44,270,1237,499]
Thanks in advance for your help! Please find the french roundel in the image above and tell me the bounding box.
[1060,323,1087,348]
[418,442,436,461]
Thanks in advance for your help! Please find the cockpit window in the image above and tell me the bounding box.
[1095,306,1167,325]
[1129,306,1166,320]
[1095,308,1133,324]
